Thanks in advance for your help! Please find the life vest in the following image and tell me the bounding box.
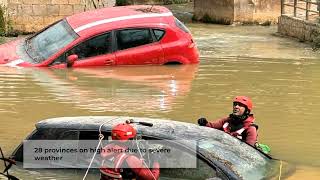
[100,144,135,180]
[222,122,246,139]
[222,115,256,140]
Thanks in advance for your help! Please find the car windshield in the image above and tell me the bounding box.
[25,19,78,63]
[198,138,281,179]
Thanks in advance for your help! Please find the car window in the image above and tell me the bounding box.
[174,18,190,33]
[28,129,58,140]
[77,130,111,166]
[26,19,78,63]
[11,129,78,162]
[51,32,112,65]
[57,130,79,140]
[11,143,23,162]
[27,128,79,140]
[70,32,112,60]
[116,28,153,50]
[79,130,110,140]
[152,29,165,41]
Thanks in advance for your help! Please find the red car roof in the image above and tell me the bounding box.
[66,5,173,33]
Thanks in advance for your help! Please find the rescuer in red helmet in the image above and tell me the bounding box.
[198,96,258,146]
[100,122,160,180]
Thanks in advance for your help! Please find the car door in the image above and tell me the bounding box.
[114,28,164,65]
[50,32,115,67]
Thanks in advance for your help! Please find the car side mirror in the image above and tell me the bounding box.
[67,54,78,68]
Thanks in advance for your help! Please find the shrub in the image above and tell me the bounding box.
[200,13,232,25]
[172,0,188,4]
[0,5,5,36]
[163,0,173,5]
[116,0,130,6]
[261,20,271,26]
[201,13,213,23]
[312,35,320,51]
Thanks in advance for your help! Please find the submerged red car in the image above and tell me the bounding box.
[0,5,199,68]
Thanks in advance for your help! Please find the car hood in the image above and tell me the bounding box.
[0,38,33,67]
[0,39,23,63]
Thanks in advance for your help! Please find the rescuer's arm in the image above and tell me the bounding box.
[245,126,257,146]
[206,117,229,130]
[126,155,160,180]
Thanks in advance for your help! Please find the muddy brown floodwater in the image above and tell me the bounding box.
[0,23,320,179]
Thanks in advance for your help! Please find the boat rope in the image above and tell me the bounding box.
[0,147,7,174]
[82,132,104,180]
[135,138,156,180]
[82,117,121,180]
[278,160,283,180]
[83,117,156,180]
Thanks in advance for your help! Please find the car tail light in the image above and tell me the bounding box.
[188,38,195,48]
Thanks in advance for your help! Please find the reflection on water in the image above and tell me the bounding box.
[30,65,198,113]
[1,24,320,179]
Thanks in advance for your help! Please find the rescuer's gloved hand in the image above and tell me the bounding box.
[198,117,208,126]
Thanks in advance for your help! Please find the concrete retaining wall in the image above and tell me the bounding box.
[278,15,320,42]
[234,0,254,22]
[252,0,280,23]
[194,0,234,24]
[194,0,280,24]
[2,0,115,33]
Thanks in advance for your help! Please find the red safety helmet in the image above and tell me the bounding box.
[111,123,137,141]
[233,96,253,112]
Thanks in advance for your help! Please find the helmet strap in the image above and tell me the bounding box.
[243,107,250,116]
[230,108,250,123]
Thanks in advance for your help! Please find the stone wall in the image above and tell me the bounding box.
[194,0,280,24]
[278,15,320,42]
[0,0,7,6]
[3,0,115,33]
[129,0,190,4]
[194,0,234,24]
